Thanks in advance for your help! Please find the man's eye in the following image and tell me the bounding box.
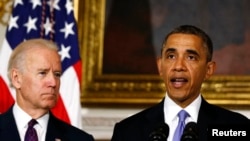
[188,55,197,60]
[167,54,175,59]
[55,72,62,78]
[39,71,47,75]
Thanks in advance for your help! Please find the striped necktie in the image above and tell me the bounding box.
[24,119,38,141]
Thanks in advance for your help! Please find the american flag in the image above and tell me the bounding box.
[0,0,82,129]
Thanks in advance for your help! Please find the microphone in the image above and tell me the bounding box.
[148,123,169,141]
[181,122,198,141]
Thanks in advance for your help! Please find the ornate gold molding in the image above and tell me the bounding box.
[0,0,12,25]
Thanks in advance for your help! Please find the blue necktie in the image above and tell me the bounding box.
[173,110,189,141]
[25,119,38,141]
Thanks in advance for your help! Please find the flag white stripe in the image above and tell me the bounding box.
[0,39,16,99]
[60,66,82,129]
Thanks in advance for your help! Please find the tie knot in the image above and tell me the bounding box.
[28,119,38,128]
[178,110,189,122]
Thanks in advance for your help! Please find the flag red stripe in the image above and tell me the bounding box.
[0,76,14,113]
[51,94,71,124]
[73,60,82,84]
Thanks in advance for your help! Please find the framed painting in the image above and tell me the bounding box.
[76,0,250,108]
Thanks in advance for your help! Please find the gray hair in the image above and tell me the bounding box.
[7,38,59,84]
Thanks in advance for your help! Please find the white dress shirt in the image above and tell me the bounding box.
[163,94,201,141]
[13,103,49,141]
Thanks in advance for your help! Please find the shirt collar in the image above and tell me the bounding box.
[164,93,201,123]
[13,103,32,129]
[13,103,49,129]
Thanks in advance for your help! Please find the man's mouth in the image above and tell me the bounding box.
[170,78,188,88]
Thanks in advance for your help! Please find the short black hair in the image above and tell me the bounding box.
[162,25,213,62]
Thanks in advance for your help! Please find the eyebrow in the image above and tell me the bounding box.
[37,68,62,74]
[37,68,49,71]
[186,49,199,56]
[163,48,199,56]
[162,48,176,54]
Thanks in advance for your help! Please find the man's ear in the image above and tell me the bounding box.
[156,57,163,76]
[11,68,22,89]
[205,61,216,80]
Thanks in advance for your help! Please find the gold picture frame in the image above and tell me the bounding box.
[77,0,250,109]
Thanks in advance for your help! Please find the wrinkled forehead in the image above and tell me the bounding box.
[17,39,58,53]
[24,47,61,71]
[164,34,205,48]
[162,33,208,56]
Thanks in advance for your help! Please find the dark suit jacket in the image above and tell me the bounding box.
[111,97,250,141]
[0,107,94,141]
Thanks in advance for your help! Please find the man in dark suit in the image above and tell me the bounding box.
[111,25,250,141]
[0,39,94,141]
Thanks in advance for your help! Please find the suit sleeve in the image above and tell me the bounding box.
[111,123,122,141]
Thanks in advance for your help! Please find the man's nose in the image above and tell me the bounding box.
[173,58,186,71]
[47,73,58,87]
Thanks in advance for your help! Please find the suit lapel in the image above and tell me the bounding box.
[143,99,166,140]
[0,109,65,141]
[197,97,217,125]
[45,113,65,141]
[197,97,218,141]
[0,106,21,141]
